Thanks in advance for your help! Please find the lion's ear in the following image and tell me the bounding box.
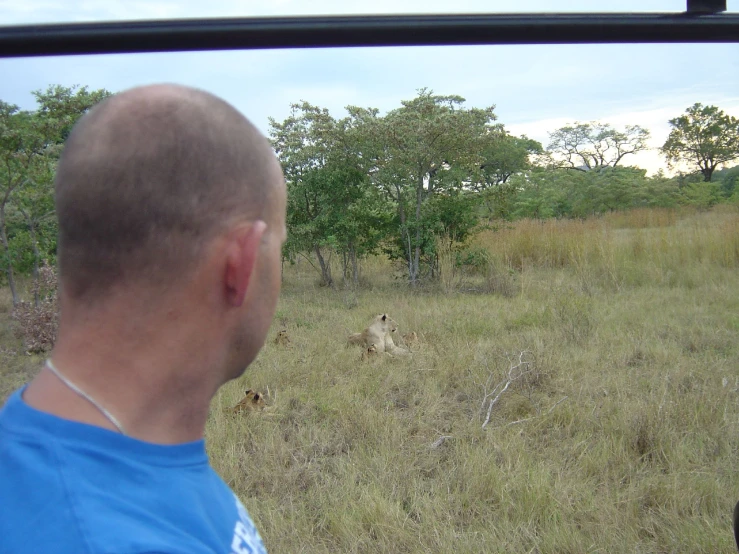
[245,389,252,395]
[382,314,387,321]
[254,393,261,401]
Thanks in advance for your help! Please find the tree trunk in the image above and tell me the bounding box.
[412,174,423,286]
[314,245,333,288]
[404,230,413,281]
[0,207,18,306]
[351,245,359,287]
[396,189,414,284]
[342,243,359,288]
[341,250,348,287]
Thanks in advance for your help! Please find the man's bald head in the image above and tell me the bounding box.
[55,84,282,301]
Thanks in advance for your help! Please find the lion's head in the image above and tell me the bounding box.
[402,331,418,344]
[361,343,379,361]
[231,389,267,414]
[373,313,398,334]
[274,329,291,346]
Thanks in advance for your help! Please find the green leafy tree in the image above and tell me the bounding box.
[569,167,652,216]
[0,102,48,304]
[270,102,391,287]
[472,130,542,219]
[510,166,681,219]
[713,164,739,198]
[639,170,683,208]
[680,180,722,209]
[10,152,56,306]
[477,131,543,188]
[662,103,739,182]
[510,168,580,219]
[356,89,497,284]
[270,102,337,286]
[0,85,110,305]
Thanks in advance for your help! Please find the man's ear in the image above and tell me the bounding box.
[224,221,267,307]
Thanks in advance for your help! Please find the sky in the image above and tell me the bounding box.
[1,0,738,175]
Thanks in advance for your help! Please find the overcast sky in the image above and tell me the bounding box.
[1,0,738,174]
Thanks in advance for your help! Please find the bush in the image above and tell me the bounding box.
[455,245,491,274]
[11,261,59,354]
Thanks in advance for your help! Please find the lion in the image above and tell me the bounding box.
[384,331,411,357]
[228,389,267,415]
[348,314,410,356]
[274,329,291,347]
[402,331,418,346]
[361,343,379,361]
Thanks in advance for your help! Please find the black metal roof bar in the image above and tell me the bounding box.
[0,12,738,59]
[686,0,727,13]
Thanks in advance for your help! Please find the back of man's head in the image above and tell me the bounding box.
[55,84,277,302]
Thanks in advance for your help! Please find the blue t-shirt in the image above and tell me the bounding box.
[0,387,267,554]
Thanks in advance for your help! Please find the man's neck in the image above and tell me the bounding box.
[23,311,225,445]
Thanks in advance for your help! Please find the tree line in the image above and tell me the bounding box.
[2,85,738,299]
[270,91,739,286]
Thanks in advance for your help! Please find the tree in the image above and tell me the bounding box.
[477,131,543,188]
[0,85,110,305]
[510,168,580,219]
[569,166,652,217]
[270,102,340,287]
[356,89,497,284]
[509,165,682,219]
[270,102,391,287]
[0,102,46,305]
[662,103,739,182]
[712,164,739,198]
[10,151,56,306]
[474,130,542,219]
[547,121,650,170]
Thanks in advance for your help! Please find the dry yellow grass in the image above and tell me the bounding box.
[2,206,738,552]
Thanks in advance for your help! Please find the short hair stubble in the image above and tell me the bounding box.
[54,84,277,301]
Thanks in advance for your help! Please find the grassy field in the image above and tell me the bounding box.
[2,206,739,552]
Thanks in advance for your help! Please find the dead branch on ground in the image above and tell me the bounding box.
[480,350,534,429]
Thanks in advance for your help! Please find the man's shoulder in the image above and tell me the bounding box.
[0,406,86,552]
[0,389,266,553]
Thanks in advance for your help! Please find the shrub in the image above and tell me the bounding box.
[11,261,59,354]
[455,245,491,274]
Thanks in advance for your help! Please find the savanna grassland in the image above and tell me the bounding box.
[2,206,739,553]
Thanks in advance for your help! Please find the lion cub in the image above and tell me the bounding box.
[361,343,379,361]
[274,329,291,347]
[402,331,418,346]
[228,390,267,414]
[348,314,410,356]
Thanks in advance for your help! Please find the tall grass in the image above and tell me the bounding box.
[474,206,739,292]
[2,206,738,552]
